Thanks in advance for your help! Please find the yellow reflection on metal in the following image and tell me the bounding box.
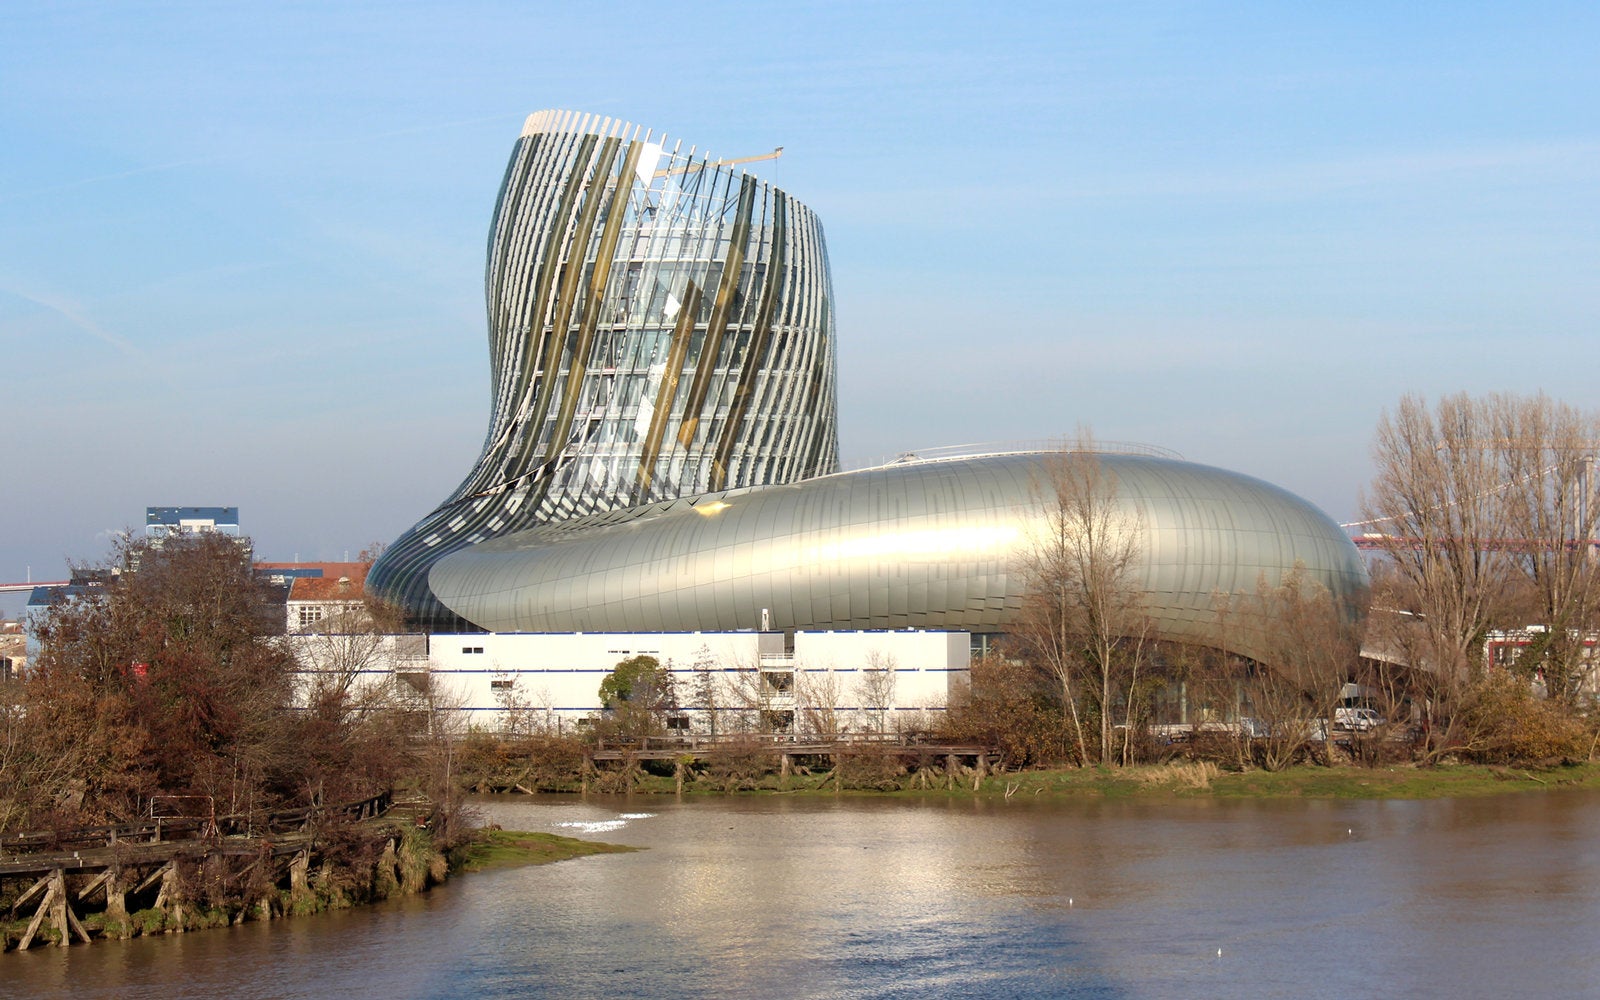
[812,524,1022,560]
[694,501,732,517]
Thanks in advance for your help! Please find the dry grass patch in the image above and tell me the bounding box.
[1129,761,1220,789]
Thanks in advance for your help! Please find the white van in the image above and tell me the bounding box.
[1333,707,1385,732]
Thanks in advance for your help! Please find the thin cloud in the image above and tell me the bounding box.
[0,113,523,205]
[823,140,1600,220]
[1064,140,1600,202]
[0,154,230,205]
[1,280,145,361]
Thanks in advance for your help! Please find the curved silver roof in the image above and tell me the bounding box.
[429,451,1366,660]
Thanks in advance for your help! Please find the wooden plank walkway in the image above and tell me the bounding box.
[2,791,408,952]
[0,831,316,878]
[0,787,393,864]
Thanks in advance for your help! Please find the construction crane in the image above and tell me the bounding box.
[654,146,784,179]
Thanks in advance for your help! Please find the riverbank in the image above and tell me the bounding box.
[2,823,627,952]
[448,828,635,872]
[557,760,1600,801]
[953,760,1600,800]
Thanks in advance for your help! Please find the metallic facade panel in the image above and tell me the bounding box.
[370,112,839,628]
[427,452,1367,665]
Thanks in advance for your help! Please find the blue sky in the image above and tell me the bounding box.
[4,1,1598,607]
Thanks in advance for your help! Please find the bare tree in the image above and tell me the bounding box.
[796,668,845,737]
[688,644,723,736]
[1362,391,1600,731]
[854,651,898,734]
[1160,626,1253,771]
[1240,568,1362,770]
[1360,393,1518,681]
[491,668,542,737]
[1490,394,1600,703]
[1015,441,1150,766]
[390,667,472,844]
[723,652,781,732]
[289,596,409,718]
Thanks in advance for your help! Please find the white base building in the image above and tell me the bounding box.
[287,630,970,736]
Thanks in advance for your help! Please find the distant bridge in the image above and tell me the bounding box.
[0,581,68,595]
[1348,535,1600,553]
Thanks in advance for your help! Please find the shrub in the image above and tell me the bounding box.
[833,750,906,791]
[1453,671,1588,765]
[698,741,769,792]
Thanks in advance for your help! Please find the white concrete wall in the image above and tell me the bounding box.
[287,629,971,733]
[790,630,969,730]
[425,631,761,722]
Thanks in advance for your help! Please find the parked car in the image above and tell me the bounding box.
[1333,707,1385,732]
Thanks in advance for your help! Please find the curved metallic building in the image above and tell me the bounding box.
[428,451,1367,664]
[376,110,1367,655]
[370,110,839,627]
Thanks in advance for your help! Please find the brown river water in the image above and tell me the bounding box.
[6,789,1600,998]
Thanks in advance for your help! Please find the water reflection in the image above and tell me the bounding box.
[9,792,1600,998]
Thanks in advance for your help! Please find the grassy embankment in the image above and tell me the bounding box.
[558,760,1600,800]
[449,829,636,873]
[955,761,1600,800]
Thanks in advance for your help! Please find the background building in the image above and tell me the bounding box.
[286,629,967,734]
[261,561,373,633]
[145,506,240,540]
[0,622,24,682]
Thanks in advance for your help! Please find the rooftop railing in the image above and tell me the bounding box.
[846,439,1182,472]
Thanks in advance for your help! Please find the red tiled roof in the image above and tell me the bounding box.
[285,564,369,602]
[258,560,368,576]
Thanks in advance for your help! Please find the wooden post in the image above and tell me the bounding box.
[61,872,92,945]
[154,862,185,933]
[105,866,130,938]
[16,872,57,950]
[289,849,310,895]
[674,758,686,795]
[13,871,52,911]
[23,868,92,947]
[377,837,401,897]
[780,753,792,785]
[50,869,70,946]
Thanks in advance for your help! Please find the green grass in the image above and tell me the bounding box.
[953,761,1600,801]
[449,829,636,874]
[1203,762,1600,799]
